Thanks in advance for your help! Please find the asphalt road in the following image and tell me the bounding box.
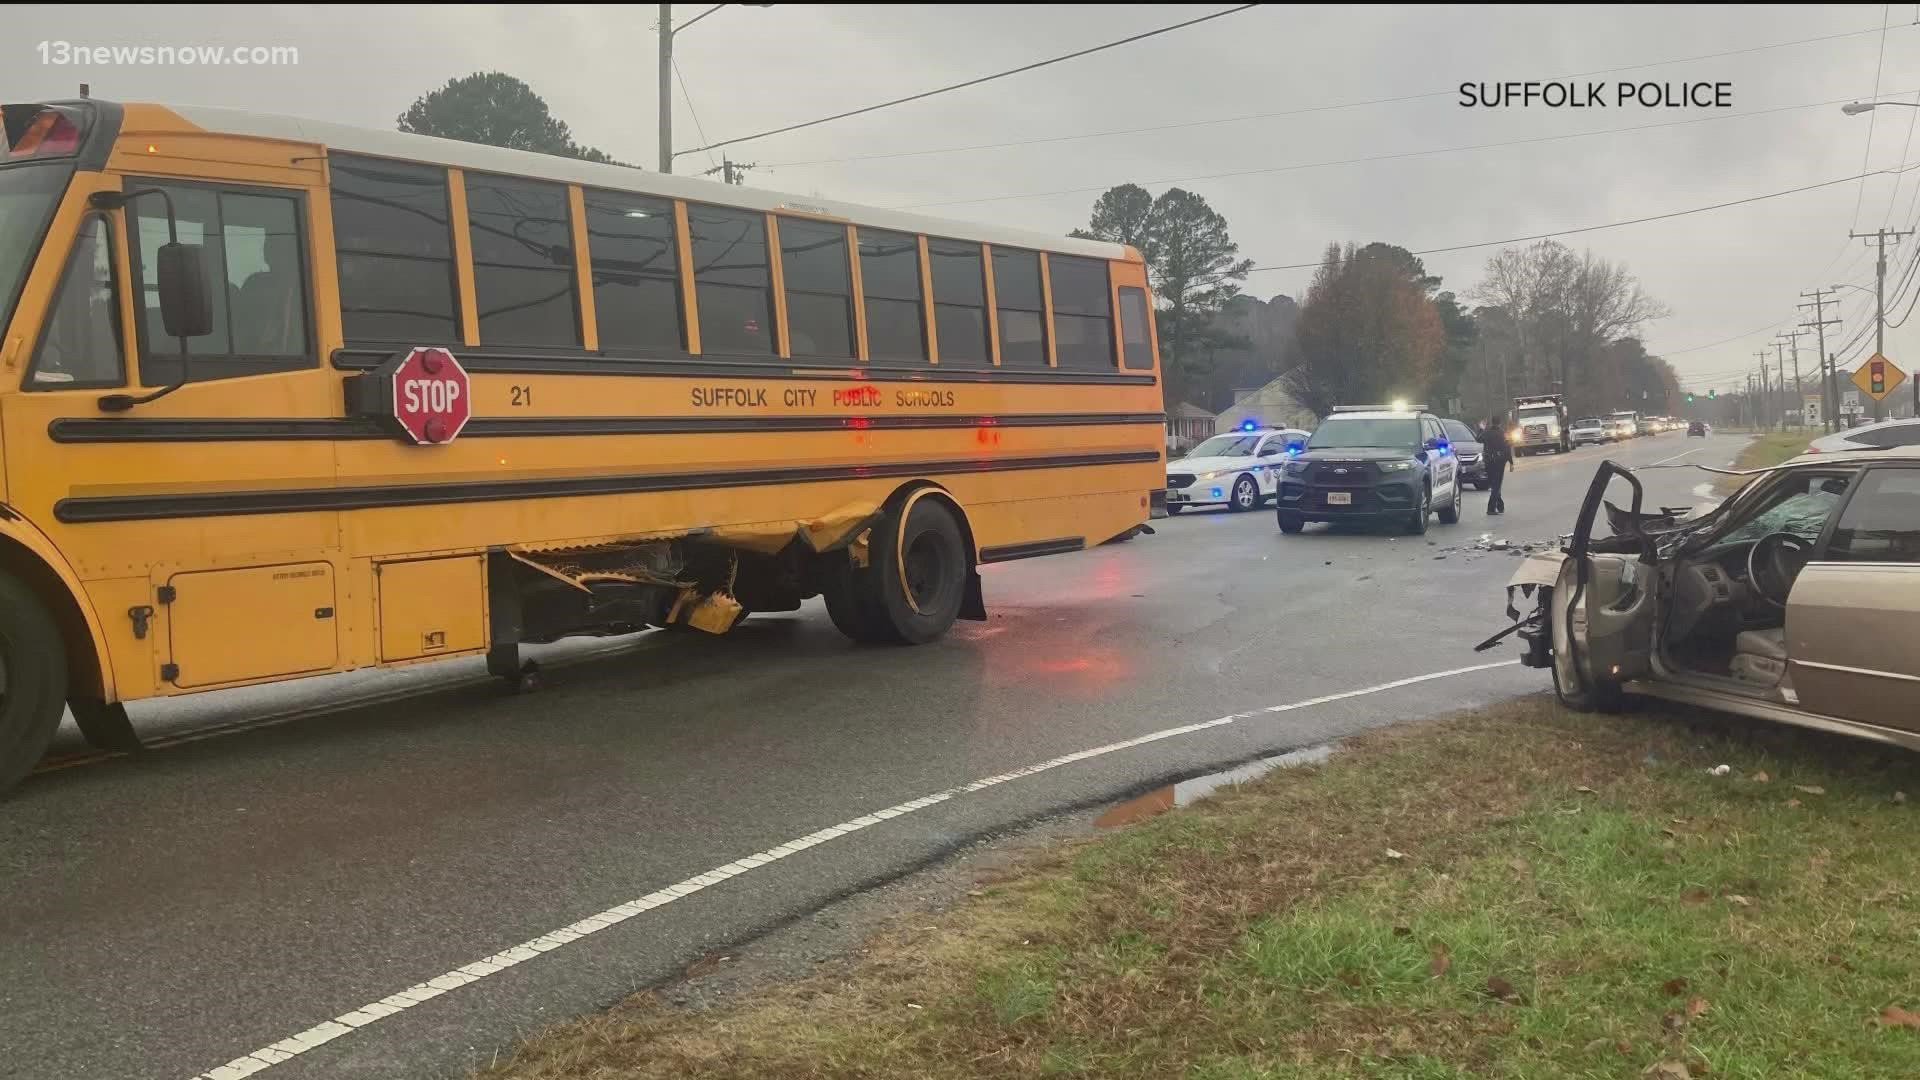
[0,432,1745,1080]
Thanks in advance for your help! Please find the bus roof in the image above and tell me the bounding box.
[155,103,1134,263]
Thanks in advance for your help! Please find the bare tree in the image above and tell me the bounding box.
[1468,241,1667,416]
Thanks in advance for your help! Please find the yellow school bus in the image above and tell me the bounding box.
[0,99,1165,791]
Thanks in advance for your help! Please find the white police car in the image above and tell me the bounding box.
[1165,425,1312,513]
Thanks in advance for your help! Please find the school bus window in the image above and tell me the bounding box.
[583,190,682,354]
[1,163,69,345]
[29,213,123,388]
[1049,254,1113,369]
[687,202,775,356]
[780,217,854,359]
[928,238,988,368]
[329,154,460,344]
[466,173,580,348]
[130,183,311,383]
[992,247,1046,368]
[1118,285,1154,370]
[857,227,925,363]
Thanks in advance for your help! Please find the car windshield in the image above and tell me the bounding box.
[1308,418,1419,449]
[1516,406,1557,422]
[1187,434,1260,458]
[1709,474,1852,551]
[1444,421,1478,443]
[0,163,70,341]
[1575,418,1601,427]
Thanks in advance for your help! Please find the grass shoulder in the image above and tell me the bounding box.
[481,697,1920,1080]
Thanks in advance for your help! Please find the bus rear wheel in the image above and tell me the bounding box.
[824,495,969,646]
[0,573,68,796]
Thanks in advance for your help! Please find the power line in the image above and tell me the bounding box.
[1882,89,1920,224]
[765,22,1918,169]
[673,58,720,172]
[898,92,1904,211]
[1240,161,1920,274]
[676,4,1258,158]
[1852,4,1892,229]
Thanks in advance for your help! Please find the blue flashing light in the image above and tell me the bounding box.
[1240,419,1257,431]
[1210,487,1224,499]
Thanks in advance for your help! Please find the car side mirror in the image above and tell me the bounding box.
[156,242,213,338]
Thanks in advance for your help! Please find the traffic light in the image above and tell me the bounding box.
[1871,358,1887,395]
[1685,392,1695,404]
[1708,389,1717,400]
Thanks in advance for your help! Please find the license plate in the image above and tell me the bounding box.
[1327,491,1352,506]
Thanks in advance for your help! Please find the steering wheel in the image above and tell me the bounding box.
[1746,532,1815,608]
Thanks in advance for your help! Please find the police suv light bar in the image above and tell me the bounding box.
[1330,403,1429,413]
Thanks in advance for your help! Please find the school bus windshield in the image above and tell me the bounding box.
[0,163,69,339]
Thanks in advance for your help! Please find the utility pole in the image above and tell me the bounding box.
[702,156,758,185]
[658,2,673,173]
[1745,373,1755,429]
[1756,350,1774,430]
[1850,227,1914,421]
[1799,288,1841,433]
[1775,329,1808,429]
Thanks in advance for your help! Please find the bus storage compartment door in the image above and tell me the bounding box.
[165,563,339,688]
[377,555,486,662]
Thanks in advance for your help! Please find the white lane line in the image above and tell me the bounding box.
[186,658,1518,1080]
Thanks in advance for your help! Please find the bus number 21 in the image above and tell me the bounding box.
[510,385,532,407]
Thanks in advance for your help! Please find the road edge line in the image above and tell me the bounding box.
[185,658,1517,1080]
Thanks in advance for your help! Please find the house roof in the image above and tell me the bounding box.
[1168,402,1215,418]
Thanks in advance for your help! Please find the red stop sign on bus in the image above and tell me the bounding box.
[390,347,472,445]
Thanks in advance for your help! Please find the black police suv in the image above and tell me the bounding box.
[1275,407,1464,536]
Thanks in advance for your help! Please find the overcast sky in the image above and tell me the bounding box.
[15,3,1920,393]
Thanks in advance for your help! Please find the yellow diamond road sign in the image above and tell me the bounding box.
[1852,353,1908,401]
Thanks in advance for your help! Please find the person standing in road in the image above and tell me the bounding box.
[1482,412,1513,515]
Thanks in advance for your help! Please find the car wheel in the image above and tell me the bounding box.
[1436,485,1460,525]
[0,572,68,796]
[1228,475,1259,512]
[1544,583,1628,713]
[1277,510,1304,534]
[1405,484,1430,536]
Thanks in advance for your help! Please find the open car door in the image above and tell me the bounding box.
[1504,462,1657,710]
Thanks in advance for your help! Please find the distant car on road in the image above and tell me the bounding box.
[1276,407,1462,535]
[1688,420,1708,437]
[1571,417,1608,446]
[1805,417,1920,455]
[1164,427,1312,513]
[1442,418,1487,489]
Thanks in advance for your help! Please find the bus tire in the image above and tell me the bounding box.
[871,496,968,644]
[0,572,69,796]
[822,556,890,644]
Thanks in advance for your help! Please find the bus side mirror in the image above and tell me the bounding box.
[156,242,213,339]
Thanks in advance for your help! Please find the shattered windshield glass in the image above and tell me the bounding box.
[1708,477,1850,551]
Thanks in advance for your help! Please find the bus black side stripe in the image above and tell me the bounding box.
[332,347,1159,385]
[978,537,1086,563]
[48,413,1168,443]
[53,450,1163,523]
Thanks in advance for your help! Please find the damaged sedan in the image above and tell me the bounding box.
[1484,447,1920,748]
